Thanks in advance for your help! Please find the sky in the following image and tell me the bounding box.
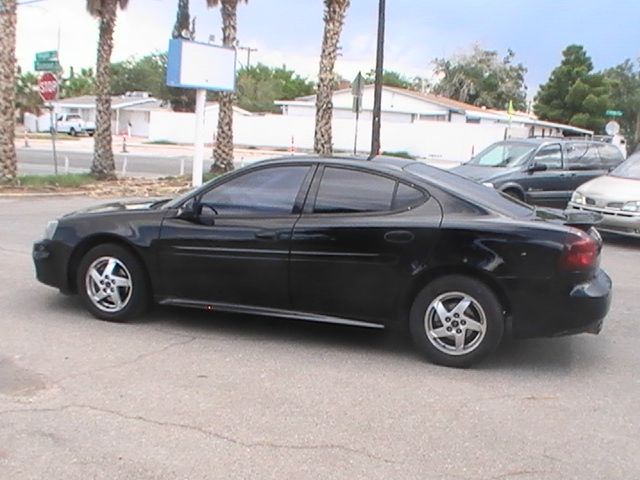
[15,0,640,97]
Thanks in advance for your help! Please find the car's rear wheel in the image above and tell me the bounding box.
[77,244,149,322]
[409,275,504,367]
[69,128,76,136]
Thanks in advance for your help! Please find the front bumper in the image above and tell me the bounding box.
[33,240,73,293]
[568,204,640,238]
[508,269,612,339]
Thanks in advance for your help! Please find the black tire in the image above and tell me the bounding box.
[69,128,76,136]
[77,243,149,322]
[409,275,504,368]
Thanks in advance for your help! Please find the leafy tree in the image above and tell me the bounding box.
[110,53,168,97]
[603,59,640,147]
[60,67,96,98]
[15,72,42,118]
[534,45,609,132]
[432,45,527,110]
[236,63,314,112]
[364,69,414,90]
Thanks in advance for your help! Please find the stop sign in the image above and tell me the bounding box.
[38,73,58,103]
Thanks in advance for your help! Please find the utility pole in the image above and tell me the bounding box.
[236,45,257,67]
[369,0,385,159]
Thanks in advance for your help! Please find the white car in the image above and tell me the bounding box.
[568,152,640,238]
[55,114,95,136]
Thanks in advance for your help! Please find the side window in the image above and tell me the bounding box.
[533,144,562,169]
[314,167,396,214]
[598,144,624,169]
[393,183,426,210]
[200,166,310,216]
[565,143,602,170]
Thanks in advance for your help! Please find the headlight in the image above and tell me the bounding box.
[571,191,586,205]
[483,182,494,188]
[621,201,640,212]
[44,220,59,240]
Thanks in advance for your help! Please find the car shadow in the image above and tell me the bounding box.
[43,294,602,373]
[602,233,640,249]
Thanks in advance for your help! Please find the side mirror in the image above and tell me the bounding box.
[175,199,199,220]
[527,162,548,173]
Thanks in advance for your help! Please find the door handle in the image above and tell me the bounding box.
[384,230,414,243]
[255,231,277,240]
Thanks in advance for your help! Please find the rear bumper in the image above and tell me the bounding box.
[33,240,73,293]
[508,269,612,339]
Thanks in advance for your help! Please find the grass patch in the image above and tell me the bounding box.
[17,173,96,188]
[23,133,81,141]
[381,150,415,160]
[144,139,178,145]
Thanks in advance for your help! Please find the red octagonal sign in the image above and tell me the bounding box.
[38,72,58,103]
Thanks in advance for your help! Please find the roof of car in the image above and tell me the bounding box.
[499,137,601,146]
[250,154,416,173]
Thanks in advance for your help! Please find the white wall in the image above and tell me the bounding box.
[149,110,529,162]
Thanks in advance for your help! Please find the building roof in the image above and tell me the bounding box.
[53,95,159,110]
[280,85,593,136]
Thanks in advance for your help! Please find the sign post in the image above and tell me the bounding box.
[38,72,59,175]
[166,38,237,186]
[351,72,364,155]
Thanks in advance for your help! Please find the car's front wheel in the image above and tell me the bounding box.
[409,275,504,367]
[77,244,149,322]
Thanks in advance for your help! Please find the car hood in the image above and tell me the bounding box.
[63,198,171,218]
[576,175,640,202]
[450,164,516,182]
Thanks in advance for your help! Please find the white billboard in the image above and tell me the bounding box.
[166,39,236,92]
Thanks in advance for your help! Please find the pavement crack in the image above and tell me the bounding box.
[52,336,197,385]
[0,403,398,464]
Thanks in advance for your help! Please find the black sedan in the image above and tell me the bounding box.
[33,156,612,367]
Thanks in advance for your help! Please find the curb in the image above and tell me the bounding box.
[0,191,87,198]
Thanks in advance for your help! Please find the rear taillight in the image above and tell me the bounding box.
[560,229,599,271]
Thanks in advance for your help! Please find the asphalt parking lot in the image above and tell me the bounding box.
[1,196,639,480]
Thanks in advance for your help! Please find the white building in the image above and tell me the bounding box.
[276,85,593,138]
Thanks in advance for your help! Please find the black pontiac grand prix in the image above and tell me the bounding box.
[33,156,612,367]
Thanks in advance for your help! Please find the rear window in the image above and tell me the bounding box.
[405,163,534,218]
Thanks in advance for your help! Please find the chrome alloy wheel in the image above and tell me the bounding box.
[85,256,133,313]
[424,291,487,356]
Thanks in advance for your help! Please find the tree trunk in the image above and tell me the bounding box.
[0,0,18,182]
[91,0,118,180]
[211,0,238,174]
[314,0,349,156]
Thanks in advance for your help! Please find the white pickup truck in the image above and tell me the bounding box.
[54,114,95,136]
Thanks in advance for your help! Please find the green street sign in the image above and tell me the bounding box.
[606,110,623,117]
[34,60,61,72]
[35,50,58,62]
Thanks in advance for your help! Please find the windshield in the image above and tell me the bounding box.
[467,142,536,167]
[611,153,640,179]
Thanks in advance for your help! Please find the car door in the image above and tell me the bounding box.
[289,165,442,326]
[158,164,314,309]
[563,142,609,195]
[519,143,566,208]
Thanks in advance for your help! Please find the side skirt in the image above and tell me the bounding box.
[157,298,386,330]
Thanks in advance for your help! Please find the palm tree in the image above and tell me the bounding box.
[314,0,350,156]
[0,0,18,182]
[206,0,247,173]
[86,0,129,180]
